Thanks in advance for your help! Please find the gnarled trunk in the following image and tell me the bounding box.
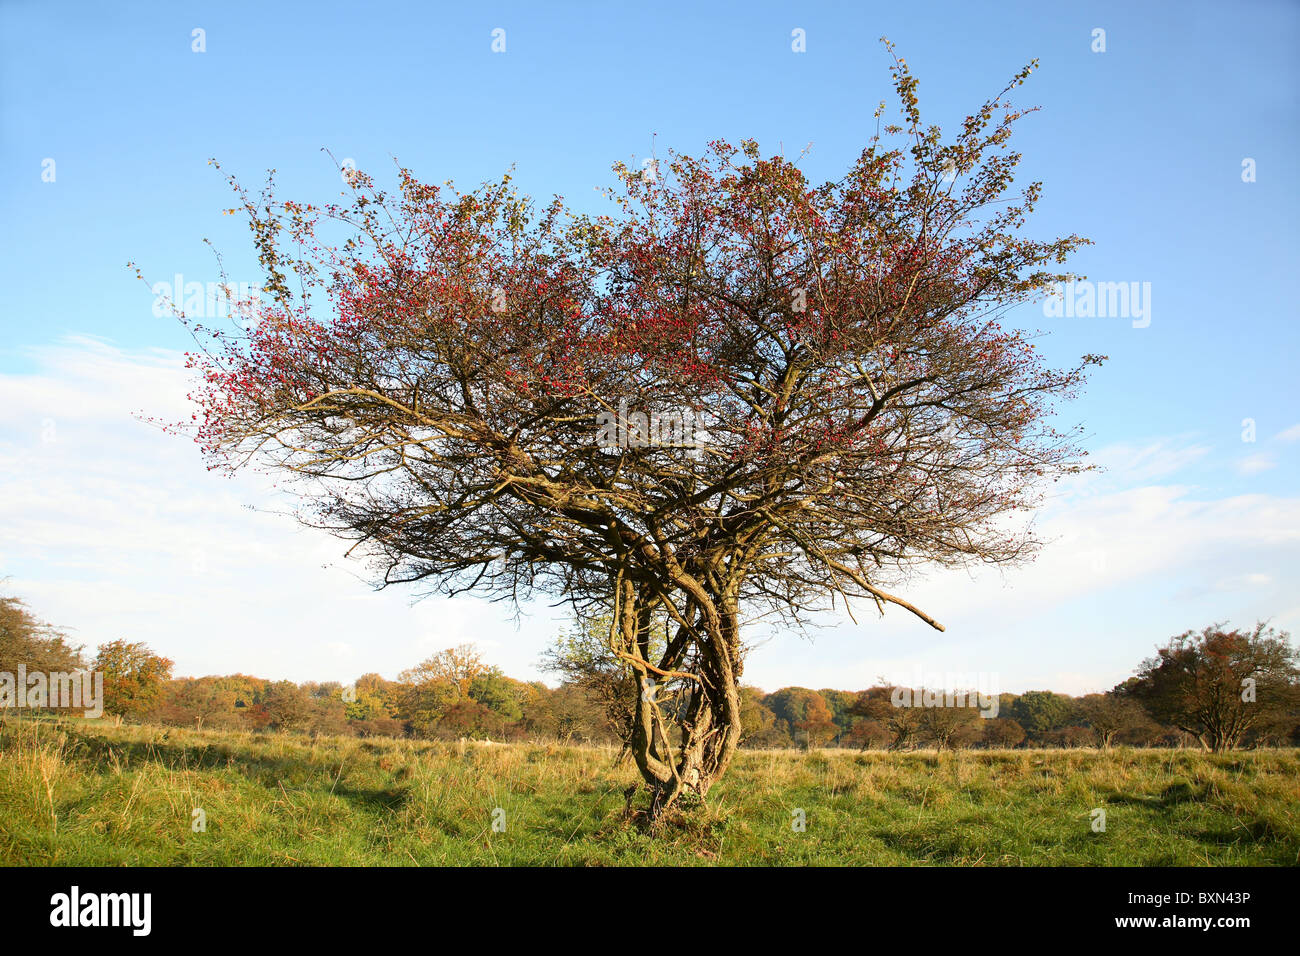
[615,575,745,823]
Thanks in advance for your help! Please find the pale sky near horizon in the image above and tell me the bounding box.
[1,1,1297,696]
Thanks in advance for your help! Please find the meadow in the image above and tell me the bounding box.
[1,715,1296,866]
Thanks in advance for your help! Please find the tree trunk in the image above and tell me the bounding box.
[619,577,744,824]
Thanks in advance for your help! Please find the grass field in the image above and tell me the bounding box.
[1,715,1297,866]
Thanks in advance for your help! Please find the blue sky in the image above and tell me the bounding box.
[1,0,1297,695]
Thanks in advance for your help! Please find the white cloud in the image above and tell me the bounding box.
[1212,572,1273,592]
[1236,452,1276,476]
[743,442,1300,695]
[0,337,567,684]
[1085,437,1211,484]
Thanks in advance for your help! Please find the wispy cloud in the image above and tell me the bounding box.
[1236,452,1277,476]
[1088,438,1212,483]
[0,337,567,684]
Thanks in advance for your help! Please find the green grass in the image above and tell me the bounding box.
[2,715,1297,865]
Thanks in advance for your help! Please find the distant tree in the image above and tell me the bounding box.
[766,688,837,748]
[400,679,459,737]
[795,695,839,748]
[352,716,406,739]
[849,686,895,748]
[846,717,891,750]
[541,609,659,750]
[439,698,497,738]
[400,644,487,697]
[397,647,489,735]
[93,640,173,719]
[980,717,1025,749]
[847,687,884,722]
[737,686,778,746]
[164,677,238,729]
[1075,693,1147,749]
[1011,690,1072,737]
[214,673,266,709]
[0,595,84,675]
[1126,623,1300,752]
[307,696,351,736]
[519,682,560,739]
[818,689,857,744]
[1251,717,1299,748]
[849,685,925,751]
[346,672,397,720]
[549,683,618,744]
[354,672,397,699]
[887,708,925,750]
[919,703,982,751]
[302,680,344,700]
[241,702,272,730]
[468,668,525,723]
[344,688,391,721]
[1044,724,1095,748]
[1118,718,1165,747]
[261,680,313,731]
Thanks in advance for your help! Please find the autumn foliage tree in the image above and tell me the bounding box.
[176,48,1098,819]
[849,685,923,751]
[0,595,83,676]
[1126,623,1300,752]
[161,677,239,729]
[261,680,313,731]
[767,687,838,747]
[93,640,173,720]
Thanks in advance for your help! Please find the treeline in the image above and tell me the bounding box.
[4,595,1298,751]
[94,667,1300,751]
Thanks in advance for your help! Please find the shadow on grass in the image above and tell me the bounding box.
[1102,780,1208,808]
[330,781,410,813]
[54,728,419,816]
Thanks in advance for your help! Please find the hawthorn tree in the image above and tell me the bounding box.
[1126,623,1300,752]
[980,716,1026,749]
[849,685,924,751]
[847,716,891,751]
[177,48,1098,819]
[1075,692,1147,749]
[918,699,983,751]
